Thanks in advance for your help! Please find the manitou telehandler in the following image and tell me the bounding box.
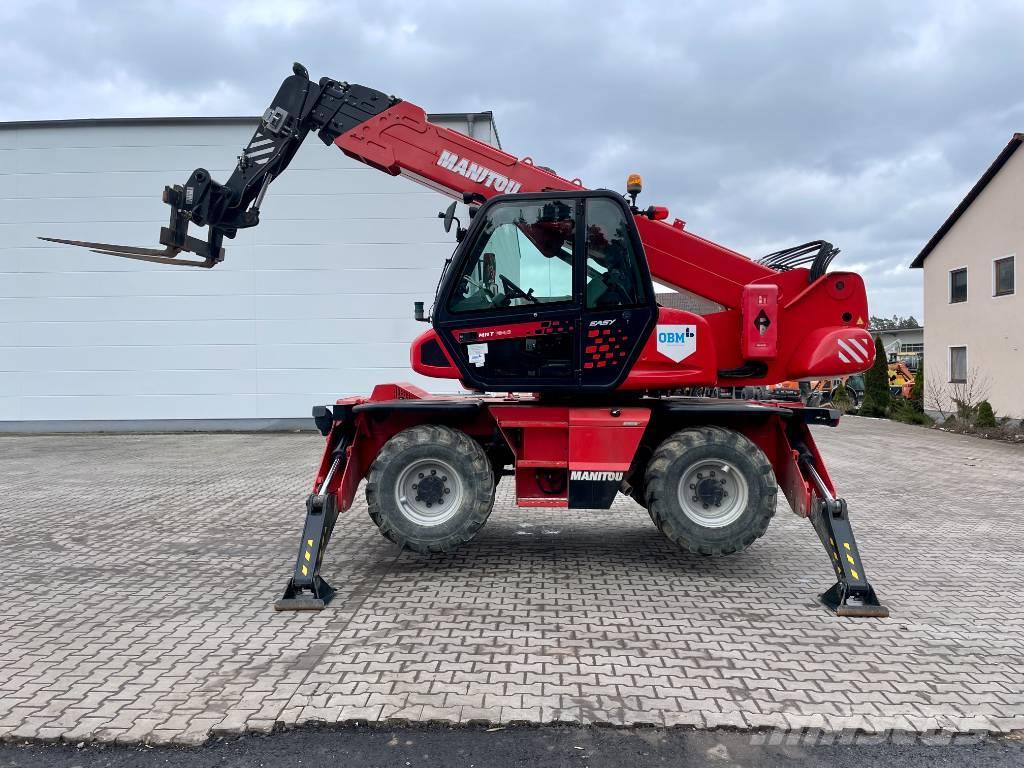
[44,64,888,617]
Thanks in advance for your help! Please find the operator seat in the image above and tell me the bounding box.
[586,240,632,307]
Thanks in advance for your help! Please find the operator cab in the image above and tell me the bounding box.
[430,190,657,392]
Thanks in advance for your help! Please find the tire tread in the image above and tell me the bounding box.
[366,425,494,554]
[644,426,777,556]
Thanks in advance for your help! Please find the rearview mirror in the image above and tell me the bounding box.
[440,201,457,233]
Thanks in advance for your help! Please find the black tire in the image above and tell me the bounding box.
[644,426,777,555]
[630,473,650,510]
[366,425,494,554]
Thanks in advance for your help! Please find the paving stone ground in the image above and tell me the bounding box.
[1,416,1022,744]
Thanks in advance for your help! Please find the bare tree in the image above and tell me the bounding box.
[926,366,991,423]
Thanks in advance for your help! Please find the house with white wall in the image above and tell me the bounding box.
[910,133,1022,419]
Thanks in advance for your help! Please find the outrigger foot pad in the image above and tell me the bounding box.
[820,580,888,618]
[275,575,335,611]
[274,491,340,611]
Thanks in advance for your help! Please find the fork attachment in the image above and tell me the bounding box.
[40,62,399,267]
[39,183,225,267]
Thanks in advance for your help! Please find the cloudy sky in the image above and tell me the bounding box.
[4,0,1023,319]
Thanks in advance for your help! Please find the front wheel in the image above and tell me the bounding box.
[366,425,495,554]
[644,426,777,555]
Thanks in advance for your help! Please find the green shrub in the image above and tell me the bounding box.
[909,366,924,413]
[955,400,977,422]
[890,398,934,426]
[976,400,997,428]
[901,410,934,426]
[830,383,852,412]
[859,336,891,417]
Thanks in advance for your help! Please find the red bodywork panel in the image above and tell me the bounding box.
[335,101,582,199]
[740,284,779,359]
[409,328,460,379]
[622,307,716,390]
[334,100,874,390]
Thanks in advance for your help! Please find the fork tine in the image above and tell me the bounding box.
[39,237,179,259]
[86,249,215,268]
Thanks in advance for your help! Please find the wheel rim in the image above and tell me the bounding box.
[395,458,464,527]
[676,458,749,528]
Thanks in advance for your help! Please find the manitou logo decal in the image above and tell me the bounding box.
[570,471,624,482]
[436,150,523,194]
[656,324,697,363]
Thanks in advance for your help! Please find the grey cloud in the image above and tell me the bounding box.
[5,0,1023,317]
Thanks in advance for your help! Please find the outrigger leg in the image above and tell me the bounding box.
[800,455,889,618]
[274,453,344,611]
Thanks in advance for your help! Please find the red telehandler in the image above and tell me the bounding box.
[44,64,888,617]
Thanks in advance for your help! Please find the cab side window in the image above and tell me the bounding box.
[584,198,647,309]
[449,199,576,313]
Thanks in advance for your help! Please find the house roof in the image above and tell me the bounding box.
[910,132,1024,268]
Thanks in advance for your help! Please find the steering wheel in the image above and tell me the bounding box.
[600,270,634,304]
[461,274,499,303]
[499,273,539,304]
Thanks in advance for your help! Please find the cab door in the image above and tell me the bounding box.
[577,195,657,388]
[433,196,583,391]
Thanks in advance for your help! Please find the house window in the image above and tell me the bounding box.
[949,346,967,383]
[994,256,1014,296]
[949,268,967,303]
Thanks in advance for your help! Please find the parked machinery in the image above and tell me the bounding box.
[44,64,888,617]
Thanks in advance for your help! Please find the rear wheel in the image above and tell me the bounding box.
[366,425,494,553]
[644,426,777,555]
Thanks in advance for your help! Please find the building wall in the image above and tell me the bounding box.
[922,147,1023,418]
[0,116,495,428]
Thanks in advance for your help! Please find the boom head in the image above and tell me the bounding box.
[40,63,399,266]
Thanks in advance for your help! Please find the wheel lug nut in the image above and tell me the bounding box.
[692,496,698,502]
[442,476,447,482]
[723,491,729,497]
[426,502,432,508]
[431,469,436,475]
[702,504,709,510]
[697,472,703,479]
[710,471,716,477]
[689,483,695,490]
[720,479,726,485]
[415,495,421,501]
[412,483,418,489]
[444,488,450,494]
[418,473,424,479]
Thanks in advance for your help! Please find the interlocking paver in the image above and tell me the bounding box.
[1,417,1022,743]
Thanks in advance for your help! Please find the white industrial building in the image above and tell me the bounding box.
[0,113,498,430]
